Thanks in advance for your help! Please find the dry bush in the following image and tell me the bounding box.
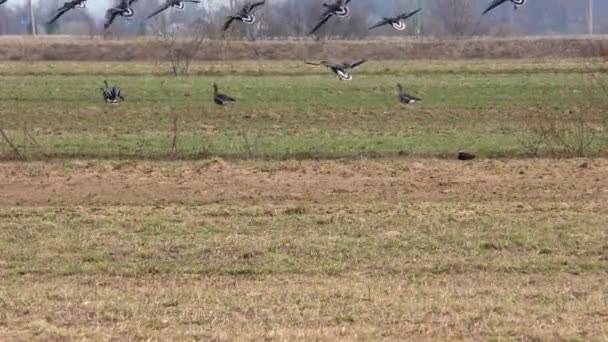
[150,22,206,75]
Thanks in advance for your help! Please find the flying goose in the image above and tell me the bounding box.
[105,0,138,29]
[100,80,125,104]
[309,0,352,35]
[48,0,87,25]
[483,0,525,15]
[396,83,421,105]
[305,59,366,81]
[369,8,421,31]
[146,0,201,20]
[457,151,476,160]
[223,1,266,31]
[213,83,236,106]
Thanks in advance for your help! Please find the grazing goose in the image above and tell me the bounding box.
[396,83,421,105]
[483,0,525,15]
[309,0,352,35]
[213,83,236,106]
[48,0,87,25]
[146,0,201,19]
[457,151,476,161]
[369,8,421,31]
[100,80,125,104]
[105,0,138,29]
[305,59,366,81]
[223,1,266,31]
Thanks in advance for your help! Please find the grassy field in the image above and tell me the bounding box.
[1,158,608,339]
[1,57,608,340]
[0,59,607,160]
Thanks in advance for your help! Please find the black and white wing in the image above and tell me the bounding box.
[146,2,171,19]
[482,0,509,15]
[343,59,366,69]
[308,13,333,35]
[246,0,265,13]
[368,18,389,30]
[104,8,123,28]
[223,16,237,31]
[397,8,422,21]
[47,5,71,25]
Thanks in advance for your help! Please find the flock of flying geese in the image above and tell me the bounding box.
[0,0,526,31]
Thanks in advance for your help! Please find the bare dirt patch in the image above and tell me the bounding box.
[0,158,606,207]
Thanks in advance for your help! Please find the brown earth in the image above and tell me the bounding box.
[1,35,607,61]
[1,158,606,207]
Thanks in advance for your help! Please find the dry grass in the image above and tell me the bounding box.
[1,159,607,339]
[1,36,608,61]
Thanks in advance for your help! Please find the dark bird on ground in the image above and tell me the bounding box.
[0,0,9,5]
[146,0,201,19]
[100,80,125,104]
[483,0,525,15]
[213,83,236,106]
[369,8,421,31]
[304,59,366,81]
[105,0,138,29]
[396,83,421,105]
[48,0,87,25]
[223,1,266,31]
[309,0,351,35]
[457,151,476,161]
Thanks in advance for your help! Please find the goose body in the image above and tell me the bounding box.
[48,0,87,25]
[305,59,366,81]
[369,8,421,31]
[105,0,138,29]
[100,80,125,104]
[483,0,525,15]
[309,0,352,35]
[146,0,201,19]
[213,83,236,106]
[223,1,266,31]
[457,151,476,160]
[396,83,421,104]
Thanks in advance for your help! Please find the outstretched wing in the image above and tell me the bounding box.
[368,18,389,30]
[308,13,332,35]
[397,8,422,21]
[104,8,122,29]
[223,16,236,31]
[483,0,509,15]
[146,3,170,19]
[47,6,70,25]
[0,0,8,5]
[246,0,265,13]
[343,59,366,69]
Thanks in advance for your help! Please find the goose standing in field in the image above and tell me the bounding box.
[100,80,125,104]
[212,83,236,106]
[483,0,525,15]
[369,8,421,31]
[305,59,366,81]
[48,0,87,25]
[146,0,201,19]
[309,0,352,35]
[396,83,421,105]
[104,0,138,29]
[223,1,266,31]
[457,151,476,161]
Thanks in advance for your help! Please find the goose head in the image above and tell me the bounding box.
[396,83,403,92]
[212,82,218,93]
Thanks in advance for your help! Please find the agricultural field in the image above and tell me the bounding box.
[1,58,608,340]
